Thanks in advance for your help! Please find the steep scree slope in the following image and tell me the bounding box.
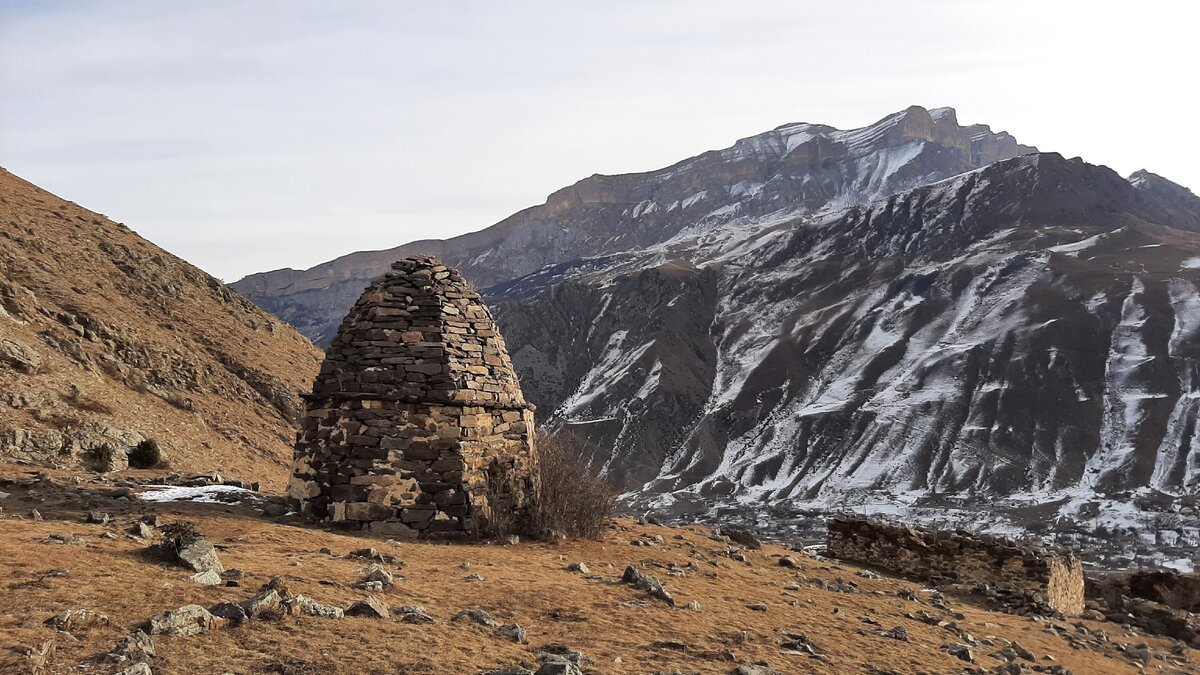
[491,153,1200,519]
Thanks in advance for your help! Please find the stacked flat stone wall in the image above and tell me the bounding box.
[827,517,1084,617]
[288,256,536,538]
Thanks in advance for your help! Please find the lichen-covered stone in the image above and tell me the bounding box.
[288,256,536,537]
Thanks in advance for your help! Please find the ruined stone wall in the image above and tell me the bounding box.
[288,256,536,538]
[827,518,1084,617]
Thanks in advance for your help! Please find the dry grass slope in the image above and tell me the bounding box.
[0,465,1190,674]
[0,168,322,488]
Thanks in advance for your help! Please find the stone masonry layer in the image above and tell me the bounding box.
[827,517,1085,617]
[288,256,536,538]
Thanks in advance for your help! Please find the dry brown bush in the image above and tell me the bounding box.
[531,431,617,539]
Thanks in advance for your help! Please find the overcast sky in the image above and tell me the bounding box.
[1,1,1196,281]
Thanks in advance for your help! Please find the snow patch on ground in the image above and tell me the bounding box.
[138,484,261,504]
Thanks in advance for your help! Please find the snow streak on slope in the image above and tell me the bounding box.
[492,152,1200,550]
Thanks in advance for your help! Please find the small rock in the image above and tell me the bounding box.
[363,565,394,587]
[496,622,527,642]
[778,556,800,569]
[85,511,110,524]
[565,562,590,574]
[115,663,153,675]
[47,532,82,545]
[453,608,495,627]
[942,643,975,663]
[318,547,333,555]
[189,569,222,586]
[621,565,643,584]
[746,603,768,612]
[465,573,485,582]
[148,605,216,636]
[534,664,580,675]
[105,630,154,663]
[286,595,344,619]
[392,605,435,623]
[45,608,108,632]
[722,528,763,550]
[345,596,389,619]
[240,589,284,620]
[208,603,247,625]
[685,600,700,611]
[880,626,908,641]
[174,539,223,574]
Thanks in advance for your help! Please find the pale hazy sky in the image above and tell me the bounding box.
[1,1,1196,281]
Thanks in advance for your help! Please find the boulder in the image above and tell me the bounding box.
[286,595,344,619]
[189,569,222,586]
[496,622,527,643]
[105,630,154,663]
[174,539,223,574]
[345,596,389,619]
[452,608,495,627]
[208,603,248,625]
[148,605,217,636]
[240,589,284,621]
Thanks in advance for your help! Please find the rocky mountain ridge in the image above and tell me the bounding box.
[233,105,1036,346]
[232,107,1200,553]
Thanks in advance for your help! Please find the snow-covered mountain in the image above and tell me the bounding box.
[233,106,1200,549]
[232,105,1034,346]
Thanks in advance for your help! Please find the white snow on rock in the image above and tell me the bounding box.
[138,484,262,504]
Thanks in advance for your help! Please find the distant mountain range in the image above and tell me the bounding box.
[232,106,1200,533]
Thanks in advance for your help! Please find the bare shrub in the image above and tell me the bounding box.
[83,443,115,472]
[531,431,617,539]
[127,439,161,469]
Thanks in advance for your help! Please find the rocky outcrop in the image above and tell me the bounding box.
[827,518,1085,617]
[288,256,536,537]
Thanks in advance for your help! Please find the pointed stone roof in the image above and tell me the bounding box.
[310,256,529,409]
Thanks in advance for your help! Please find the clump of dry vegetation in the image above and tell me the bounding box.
[127,438,162,469]
[531,431,617,539]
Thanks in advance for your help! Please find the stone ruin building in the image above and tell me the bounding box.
[828,517,1085,616]
[287,256,536,538]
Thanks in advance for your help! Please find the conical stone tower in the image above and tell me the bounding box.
[287,256,536,538]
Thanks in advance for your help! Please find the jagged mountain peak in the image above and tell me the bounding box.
[233,106,1038,345]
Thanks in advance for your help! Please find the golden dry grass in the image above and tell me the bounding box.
[0,168,322,489]
[0,467,1189,674]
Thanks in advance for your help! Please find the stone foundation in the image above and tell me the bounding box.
[827,517,1084,617]
[288,256,536,538]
